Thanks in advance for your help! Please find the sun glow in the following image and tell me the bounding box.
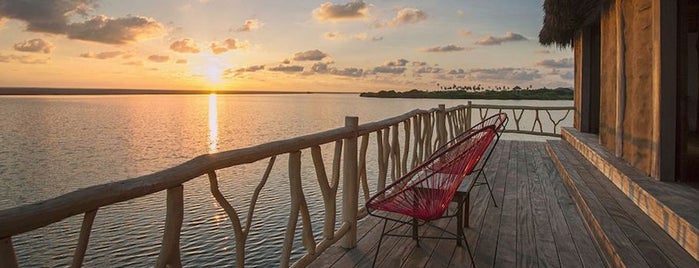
[193,53,228,86]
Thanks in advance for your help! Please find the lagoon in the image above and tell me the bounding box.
[0,94,572,266]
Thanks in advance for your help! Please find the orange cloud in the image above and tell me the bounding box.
[0,53,49,64]
[235,19,261,32]
[210,38,243,54]
[475,32,527,46]
[420,45,470,53]
[13,38,54,53]
[170,38,201,53]
[80,51,128,59]
[389,8,427,27]
[147,55,169,63]
[292,49,328,61]
[313,1,369,22]
[67,15,165,44]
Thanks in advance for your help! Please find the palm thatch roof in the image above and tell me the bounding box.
[539,0,610,47]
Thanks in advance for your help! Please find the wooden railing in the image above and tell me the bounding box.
[0,102,573,267]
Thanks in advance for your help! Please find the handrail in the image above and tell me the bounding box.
[0,102,573,267]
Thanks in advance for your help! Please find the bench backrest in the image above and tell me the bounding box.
[366,126,497,221]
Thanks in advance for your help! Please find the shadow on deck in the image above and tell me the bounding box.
[309,140,605,267]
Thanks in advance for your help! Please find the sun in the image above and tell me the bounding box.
[204,64,224,85]
[192,53,229,86]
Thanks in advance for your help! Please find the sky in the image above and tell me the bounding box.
[0,0,573,92]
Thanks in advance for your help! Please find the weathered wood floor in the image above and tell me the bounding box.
[309,140,605,268]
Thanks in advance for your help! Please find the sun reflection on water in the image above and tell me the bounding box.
[208,93,218,153]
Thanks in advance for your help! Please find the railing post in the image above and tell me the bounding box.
[341,116,359,248]
[466,101,472,129]
[0,237,19,268]
[437,104,447,147]
[156,185,183,268]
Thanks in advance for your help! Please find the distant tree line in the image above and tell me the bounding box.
[359,87,573,100]
[435,83,535,92]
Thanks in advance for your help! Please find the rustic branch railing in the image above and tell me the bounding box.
[0,102,572,267]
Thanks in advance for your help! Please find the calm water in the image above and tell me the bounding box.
[0,94,572,266]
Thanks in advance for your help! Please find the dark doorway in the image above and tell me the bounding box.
[580,21,601,134]
[679,0,699,183]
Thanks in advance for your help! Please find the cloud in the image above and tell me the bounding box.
[310,62,364,77]
[385,58,409,67]
[448,69,465,75]
[80,51,127,59]
[170,38,200,53]
[1,1,165,44]
[210,38,243,54]
[0,53,49,64]
[459,30,471,38]
[457,10,464,16]
[536,58,573,68]
[293,49,328,61]
[13,38,54,53]
[420,44,470,53]
[372,66,405,74]
[388,8,427,27]
[123,60,143,66]
[313,1,369,22]
[147,55,169,63]
[225,64,265,76]
[239,65,265,72]
[66,15,165,44]
[475,32,527,46]
[0,0,92,34]
[324,32,343,40]
[414,66,442,74]
[268,65,304,72]
[311,62,331,73]
[559,71,574,80]
[412,61,427,66]
[466,68,541,81]
[176,59,187,64]
[235,19,261,32]
[331,67,364,77]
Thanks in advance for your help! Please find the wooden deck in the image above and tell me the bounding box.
[309,140,605,268]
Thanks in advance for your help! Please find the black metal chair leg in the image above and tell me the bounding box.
[481,172,498,207]
[372,218,389,268]
[461,234,476,268]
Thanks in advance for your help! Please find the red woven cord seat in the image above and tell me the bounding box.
[429,113,508,174]
[366,126,497,221]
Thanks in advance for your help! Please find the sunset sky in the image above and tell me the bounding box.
[0,0,572,92]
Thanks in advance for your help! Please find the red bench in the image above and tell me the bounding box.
[366,125,499,267]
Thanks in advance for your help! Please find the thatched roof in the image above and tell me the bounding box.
[539,0,609,47]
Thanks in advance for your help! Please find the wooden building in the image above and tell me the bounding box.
[541,0,698,182]
[540,0,699,263]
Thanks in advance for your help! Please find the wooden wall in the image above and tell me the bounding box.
[599,2,618,153]
[596,0,658,177]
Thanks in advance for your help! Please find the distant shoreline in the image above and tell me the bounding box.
[360,88,574,100]
[0,87,356,96]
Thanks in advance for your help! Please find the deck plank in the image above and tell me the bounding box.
[472,140,510,268]
[493,140,520,267]
[516,140,538,268]
[309,141,605,268]
[532,145,584,268]
[525,142,560,268]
